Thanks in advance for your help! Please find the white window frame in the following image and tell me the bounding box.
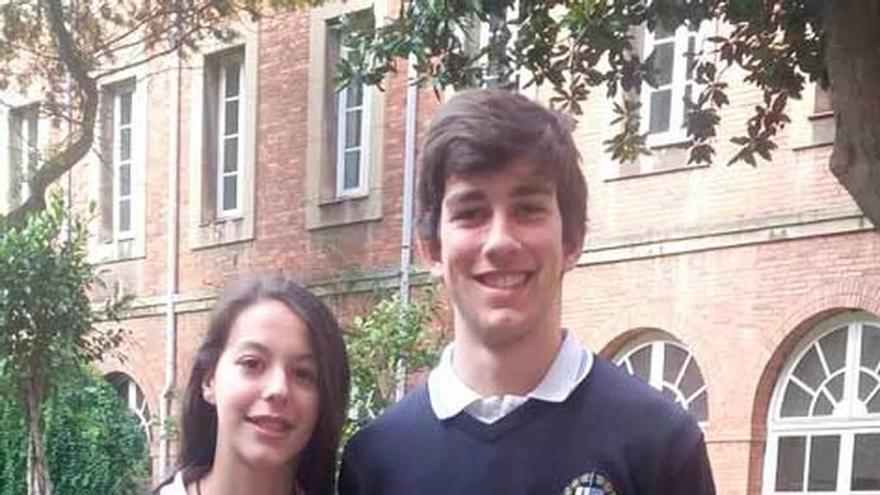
[112,85,135,240]
[215,54,245,218]
[107,373,152,443]
[614,331,709,425]
[762,313,880,495]
[640,21,704,148]
[335,41,371,198]
[9,104,40,202]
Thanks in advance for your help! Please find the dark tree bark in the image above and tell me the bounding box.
[827,0,880,226]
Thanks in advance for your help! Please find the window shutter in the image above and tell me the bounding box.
[98,91,115,243]
[201,64,219,224]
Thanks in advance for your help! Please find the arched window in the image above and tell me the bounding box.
[614,331,709,423]
[763,314,880,494]
[106,372,152,443]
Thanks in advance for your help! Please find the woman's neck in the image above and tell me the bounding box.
[194,460,296,495]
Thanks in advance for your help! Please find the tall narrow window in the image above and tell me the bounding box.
[216,55,243,216]
[641,22,699,145]
[327,13,372,198]
[113,86,134,239]
[8,105,39,205]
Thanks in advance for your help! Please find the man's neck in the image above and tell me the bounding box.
[452,325,564,397]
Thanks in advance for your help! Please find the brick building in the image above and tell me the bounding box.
[2,3,879,493]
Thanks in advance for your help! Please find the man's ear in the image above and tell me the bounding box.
[416,236,444,280]
[562,233,584,272]
[202,373,216,405]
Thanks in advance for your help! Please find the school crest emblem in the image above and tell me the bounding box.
[562,469,620,495]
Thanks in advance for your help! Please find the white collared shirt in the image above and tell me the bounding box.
[427,330,593,424]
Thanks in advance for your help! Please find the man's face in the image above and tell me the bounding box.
[426,160,582,350]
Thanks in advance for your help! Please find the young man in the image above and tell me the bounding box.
[338,90,716,495]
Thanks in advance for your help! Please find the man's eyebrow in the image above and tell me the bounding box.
[443,189,486,205]
[511,183,554,197]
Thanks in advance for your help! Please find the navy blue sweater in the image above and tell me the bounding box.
[339,357,715,495]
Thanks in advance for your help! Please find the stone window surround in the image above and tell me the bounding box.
[305,0,387,230]
[89,67,148,264]
[187,28,258,250]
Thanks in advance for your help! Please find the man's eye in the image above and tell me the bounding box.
[451,208,482,222]
[516,203,547,217]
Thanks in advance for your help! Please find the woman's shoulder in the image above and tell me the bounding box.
[155,471,189,495]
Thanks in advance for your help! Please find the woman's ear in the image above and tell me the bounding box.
[202,373,216,405]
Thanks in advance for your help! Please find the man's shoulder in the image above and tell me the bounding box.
[573,356,699,437]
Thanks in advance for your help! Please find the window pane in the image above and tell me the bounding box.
[225,100,239,135]
[663,344,687,384]
[345,109,362,148]
[343,150,360,190]
[223,138,238,173]
[652,42,674,86]
[688,390,708,422]
[225,63,240,97]
[685,36,696,81]
[679,359,704,399]
[347,83,363,108]
[119,163,131,197]
[781,381,812,417]
[120,128,131,161]
[119,199,131,233]
[27,115,38,148]
[862,325,880,371]
[654,23,674,40]
[812,392,834,416]
[820,327,848,373]
[120,91,132,125]
[852,433,880,490]
[222,176,237,211]
[859,372,878,402]
[629,346,651,381]
[776,436,806,491]
[868,388,880,414]
[683,84,693,128]
[649,90,671,134]
[807,435,840,491]
[794,347,826,390]
[827,373,845,402]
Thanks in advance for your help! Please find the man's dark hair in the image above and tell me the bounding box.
[416,89,588,248]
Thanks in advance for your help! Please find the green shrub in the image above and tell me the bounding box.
[0,369,149,495]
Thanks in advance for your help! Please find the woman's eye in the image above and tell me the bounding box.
[294,366,317,385]
[238,357,263,372]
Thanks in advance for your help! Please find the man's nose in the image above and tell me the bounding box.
[482,213,522,259]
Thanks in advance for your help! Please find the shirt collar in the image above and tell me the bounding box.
[427,330,593,420]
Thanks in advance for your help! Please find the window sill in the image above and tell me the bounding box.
[808,111,834,121]
[604,161,709,182]
[190,215,254,251]
[307,191,381,231]
[92,238,145,265]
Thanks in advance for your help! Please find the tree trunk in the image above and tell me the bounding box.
[25,380,52,495]
[827,0,880,226]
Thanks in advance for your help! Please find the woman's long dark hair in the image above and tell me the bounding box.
[153,276,350,494]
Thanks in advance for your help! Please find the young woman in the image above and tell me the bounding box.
[154,276,350,495]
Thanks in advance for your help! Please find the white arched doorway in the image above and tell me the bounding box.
[762,313,880,494]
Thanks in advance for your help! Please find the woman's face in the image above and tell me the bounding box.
[203,299,320,471]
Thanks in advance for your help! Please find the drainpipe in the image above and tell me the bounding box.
[396,54,419,401]
[399,62,418,306]
[159,14,182,478]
